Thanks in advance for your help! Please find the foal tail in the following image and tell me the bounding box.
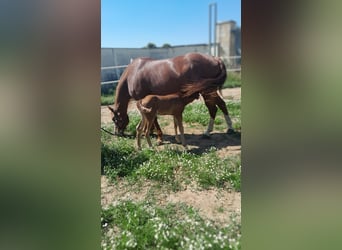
[181,58,227,97]
[137,100,152,113]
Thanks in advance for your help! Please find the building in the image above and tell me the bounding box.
[216,20,241,68]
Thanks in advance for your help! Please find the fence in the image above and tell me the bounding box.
[101,65,128,85]
[101,55,241,86]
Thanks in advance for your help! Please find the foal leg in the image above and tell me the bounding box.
[153,117,163,145]
[136,120,143,149]
[175,115,187,148]
[173,116,181,143]
[144,120,154,148]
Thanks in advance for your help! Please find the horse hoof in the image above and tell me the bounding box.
[227,128,235,135]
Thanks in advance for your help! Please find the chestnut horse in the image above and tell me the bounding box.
[108,52,234,140]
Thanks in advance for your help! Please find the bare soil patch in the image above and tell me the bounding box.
[101,176,241,225]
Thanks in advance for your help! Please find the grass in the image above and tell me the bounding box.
[102,133,241,191]
[101,98,241,190]
[101,95,114,105]
[101,200,241,250]
[223,72,241,88]
[125,111,142,136]
[183,100,241,131]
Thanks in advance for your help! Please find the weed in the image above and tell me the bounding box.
[101,136,152,182]
[101,201,241,250]
[125,111,141,136]
[102,137,241,191]
[185,148,241,190]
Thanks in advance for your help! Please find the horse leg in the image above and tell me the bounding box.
[153,117,163,145]
[173,116,181,143]
[213,94,234,134]
[202,97,217,137]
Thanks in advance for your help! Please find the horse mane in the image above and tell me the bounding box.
[113,67,131,113]
[180,59,227,98]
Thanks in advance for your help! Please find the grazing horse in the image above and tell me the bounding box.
[108,52,234,139]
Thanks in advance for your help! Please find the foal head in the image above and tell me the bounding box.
[107,106,129,135]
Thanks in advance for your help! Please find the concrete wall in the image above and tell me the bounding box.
[101,44,208,83]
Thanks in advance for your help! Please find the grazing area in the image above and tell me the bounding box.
[101,87,241,249]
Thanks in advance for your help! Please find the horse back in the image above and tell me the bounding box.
[126,53,226,100]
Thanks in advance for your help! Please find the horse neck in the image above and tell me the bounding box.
[114,79,130,115]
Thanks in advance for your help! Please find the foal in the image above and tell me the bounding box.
[136,92,199,149]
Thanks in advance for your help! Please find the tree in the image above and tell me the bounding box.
[162,43,172,48]
[145,42,157,49]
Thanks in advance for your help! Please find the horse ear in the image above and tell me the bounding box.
[107,106,114,113]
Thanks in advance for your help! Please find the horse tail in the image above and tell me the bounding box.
[137,100,152,113]
[218,87,224,99]
[181,59,227,97]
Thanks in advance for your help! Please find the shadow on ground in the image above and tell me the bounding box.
[103,130,241,156]
[161,131,241,155]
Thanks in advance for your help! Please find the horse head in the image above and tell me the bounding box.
[107,106,129,136]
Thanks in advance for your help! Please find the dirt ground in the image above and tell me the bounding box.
[101,87,241,224]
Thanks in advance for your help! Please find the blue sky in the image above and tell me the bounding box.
[101,0,241,48]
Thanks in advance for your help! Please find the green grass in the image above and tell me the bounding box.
[102,133,241,191]
[125,111,142,136]
[223,72,241,88]
[101,95,114,105]
[183,101,241,131]
[101,137,153,182]
[101,200,241,250]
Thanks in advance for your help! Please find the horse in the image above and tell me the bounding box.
[136,92,200,149]
[108,52,234,141]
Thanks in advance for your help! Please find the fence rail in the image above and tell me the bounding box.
[101,65,129,70]
[101,56,241,85]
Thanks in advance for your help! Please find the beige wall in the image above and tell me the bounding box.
[216,20,236,58]
[216,20,241,67]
